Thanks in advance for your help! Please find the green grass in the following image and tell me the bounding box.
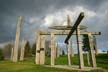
[0,54,108,72]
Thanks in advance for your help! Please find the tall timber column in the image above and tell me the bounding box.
[40,35,45,64]
[88,33,97,68]
[50,32,55,66]
[13,16,22,62]
[20,40,26,61]
[67,43,71,66]
[76,26,84,69]
[35,32,41,64]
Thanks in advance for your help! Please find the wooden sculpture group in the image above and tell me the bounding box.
[11,12,101,69]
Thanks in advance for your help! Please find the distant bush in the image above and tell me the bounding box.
[0,48,4,60]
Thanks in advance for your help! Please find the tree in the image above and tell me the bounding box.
[24,41,31,57]
[0,48,4,60]
[82,34,90,65]
[31,43,36,56]
[3,43,13,59]
[62,50,65,56]
[82,35,90,52]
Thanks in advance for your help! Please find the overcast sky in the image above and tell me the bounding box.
[0,0,108,51]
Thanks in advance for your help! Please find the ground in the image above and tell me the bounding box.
[0,54,108,72]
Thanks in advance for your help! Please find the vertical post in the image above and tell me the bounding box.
[70,39,74,57]
[66,44,71,66]
[87,52,90,65]
[88,33,97,68]
[20,40,26,61]
[54,38,56,58]
[40,35,45,64]
[93,36,98,55]
[35,32,41,64]
[13,16,22,62]
[11,47,14,60]
[76,26,84,69]
[50,32,55,66]
[55,43,57,58]
[56,43,60,57]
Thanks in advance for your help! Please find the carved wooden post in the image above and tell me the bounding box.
[13,16,22,62]
[76,26,84,69]
[88,33,97,68]
[20,40,26,61]
[40,35,45,64]
[35,32,41,64]
[50,32,55,66]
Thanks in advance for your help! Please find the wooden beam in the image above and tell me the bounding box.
[40,31,101,35]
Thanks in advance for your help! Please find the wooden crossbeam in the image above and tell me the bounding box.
[40,31,101,35]
[64,12,84,44]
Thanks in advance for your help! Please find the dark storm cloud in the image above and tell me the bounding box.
[0,0,108,52]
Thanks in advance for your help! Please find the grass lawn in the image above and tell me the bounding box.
[0,54,108,72]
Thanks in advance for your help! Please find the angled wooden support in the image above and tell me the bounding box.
[65,12,84,44]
